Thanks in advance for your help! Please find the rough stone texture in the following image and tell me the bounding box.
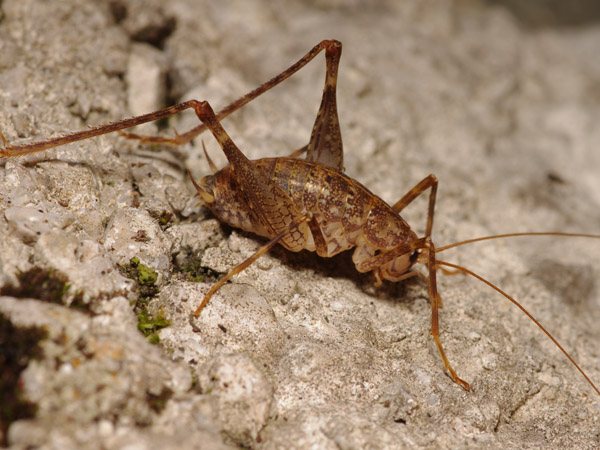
[197,353,274,446]
[1,0,599,448]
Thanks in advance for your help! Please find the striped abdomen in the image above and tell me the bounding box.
[200,157,418,279]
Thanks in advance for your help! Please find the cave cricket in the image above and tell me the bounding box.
[1,39,599,396]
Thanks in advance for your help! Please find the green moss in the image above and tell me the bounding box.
[137,264,158,286]
[137,309,170,344]
[119,257,159,298]
[0,313,46,446]
[119,257,170,343]
[157,211,173,227]
[128,257,158,286]
[183,258,207,282]
[173,246,221,283]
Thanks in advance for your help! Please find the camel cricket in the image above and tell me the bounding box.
[1,40,599,396]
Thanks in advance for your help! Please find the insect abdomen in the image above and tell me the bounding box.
[255,158,415,258]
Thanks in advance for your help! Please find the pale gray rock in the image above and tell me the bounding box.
[0,0,599,449]
[0,297,187,448]
[102,206,172,278]
[197,352,274,446]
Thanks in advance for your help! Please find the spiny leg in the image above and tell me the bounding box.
[423,238,470,390]
[305,40,344,171]
[387,175,468,388]
[355,235,470,390]
[121,40,343,148]
[1,40,342,157]
[395,175,468,388]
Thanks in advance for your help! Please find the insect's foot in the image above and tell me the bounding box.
[192,291,215,317]
[192,303,205,318]
[449,368,471,391]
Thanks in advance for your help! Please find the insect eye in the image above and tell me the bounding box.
[410,251,420,263]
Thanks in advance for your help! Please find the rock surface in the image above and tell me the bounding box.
[1,0,599,448]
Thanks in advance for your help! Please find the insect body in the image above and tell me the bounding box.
[1,40,599,396]
[196,156,419,279]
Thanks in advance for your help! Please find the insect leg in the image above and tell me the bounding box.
[391,174,438,238]
[423,237,470,390]
[366,175,469,389]
[192,213,312,317]
[304,40,344,171]
[122,40,343,147]
[306,215,328,257]
[396,175,468,389]
[334,231,471,389]
[287,144,308,158]
[393,175,469,388]
[191,100,310,250]
[0,101,200,158]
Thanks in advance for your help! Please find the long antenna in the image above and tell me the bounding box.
[436,232,600,253]
[435,258,600,397]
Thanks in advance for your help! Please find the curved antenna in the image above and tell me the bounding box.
[436,232,600,253]
[435,258,600,397]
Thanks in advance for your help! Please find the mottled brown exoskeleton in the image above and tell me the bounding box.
[1,40,599,396]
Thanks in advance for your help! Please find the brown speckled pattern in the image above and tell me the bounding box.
[199,157,419,280]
